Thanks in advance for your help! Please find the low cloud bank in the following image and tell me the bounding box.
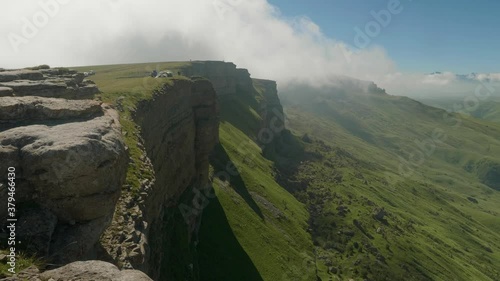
[1,0,497,97]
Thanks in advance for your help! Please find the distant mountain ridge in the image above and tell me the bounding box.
[427,71,500,83]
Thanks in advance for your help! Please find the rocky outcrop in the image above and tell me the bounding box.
[0,68,98,99]
[100,77,219,280]
[0,96,102,122]
[183,61,284,151]
[183,61,253,96]
[255,79,284,131]
[3,261,152,281]
[372,207,387,221]
[473,158,500,191]
[40,261,152,281]
[252,79,286,156]
[0,70,44,82]
[0,95,127,264]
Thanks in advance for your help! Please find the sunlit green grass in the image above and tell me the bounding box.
[280,84,500,280]
[0,250,44,278]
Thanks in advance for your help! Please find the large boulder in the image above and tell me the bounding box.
[372,207,387,221]
[0,96,127,263]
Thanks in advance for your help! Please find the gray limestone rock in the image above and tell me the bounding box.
[39,261,152,281]
[0,96,127,263]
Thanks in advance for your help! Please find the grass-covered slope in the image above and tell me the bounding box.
[277,81,500,280]
[197,82,322,281]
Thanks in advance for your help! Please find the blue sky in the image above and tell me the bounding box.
[268,0,500,74]
[2,0,499,95]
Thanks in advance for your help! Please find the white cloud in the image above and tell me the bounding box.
[474,73,500,82]
[0,0,395,82]
[0,0,497,98]
[422,72,457,85]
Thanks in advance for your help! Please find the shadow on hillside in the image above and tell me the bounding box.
[198,195,264,281]
[218,96,260,140]
[210,143,264,220]
[271,130,309,194]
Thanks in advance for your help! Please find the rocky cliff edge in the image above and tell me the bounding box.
[0,67,144,280]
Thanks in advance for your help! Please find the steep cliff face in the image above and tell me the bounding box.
[98,62,282,280]
[253,78,286,155]
[185,62,285,140]
[101,77,219,280]
[184,61,254,96]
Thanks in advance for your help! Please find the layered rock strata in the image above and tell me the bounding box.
[0,68,98,99]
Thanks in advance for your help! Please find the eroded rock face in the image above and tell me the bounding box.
[17,207,58,257]
[0,96,127,264]
[0,96,102,121]
[0,68,99,99]
[184,61,254,96]
[0,70,44,82]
